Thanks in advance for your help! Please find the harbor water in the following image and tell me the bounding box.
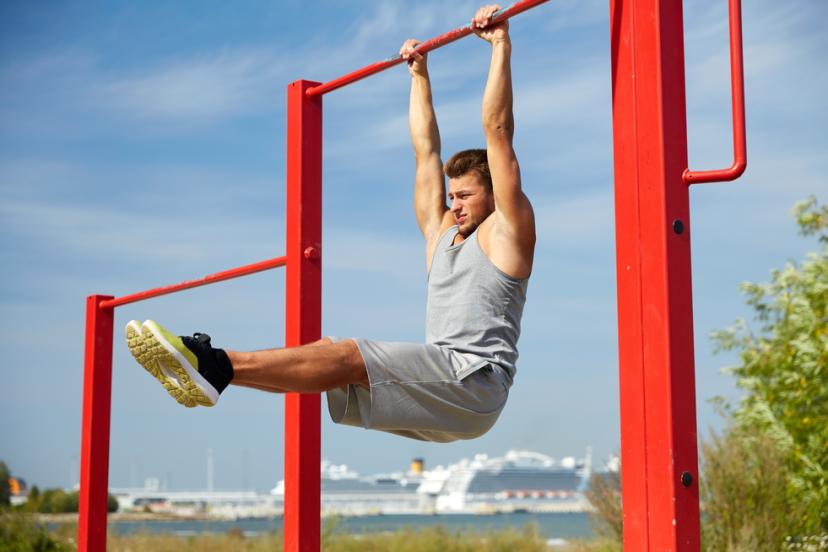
[105,512,592,539]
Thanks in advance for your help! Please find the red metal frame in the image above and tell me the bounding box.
[77,79,324,550]
[284,80,323,552]
[100,257,286,309]
[684,0,746,184]
[79,0,745,549]
[610,0,745,549]
[610,0,700,545]
[78,295,113,551]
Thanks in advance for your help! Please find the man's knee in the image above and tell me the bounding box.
[339,339,368,387]
[314,337,367,386]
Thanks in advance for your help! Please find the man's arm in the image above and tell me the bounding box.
[473,5,536,278]
[401,40,450,251]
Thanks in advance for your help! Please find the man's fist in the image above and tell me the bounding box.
[400,38,428,77]
[472,4,510,44]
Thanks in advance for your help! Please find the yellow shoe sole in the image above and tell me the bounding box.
[125,320,216,407]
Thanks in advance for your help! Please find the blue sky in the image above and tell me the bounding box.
[1,0,825,492]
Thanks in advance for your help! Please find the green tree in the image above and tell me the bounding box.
[0,460,10,508]
[711,196,828,538]
[21,485,41,513]
[107,492,119,513]
[36,488,58,513]
[585,198,828,550]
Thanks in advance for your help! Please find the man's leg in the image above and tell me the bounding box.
[127,320,367,407]
[232,381,286,393]
[228,338,368,394]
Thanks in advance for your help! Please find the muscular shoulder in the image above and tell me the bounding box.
[478,205,535,279]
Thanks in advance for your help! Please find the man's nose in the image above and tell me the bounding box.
[450,198,461,211]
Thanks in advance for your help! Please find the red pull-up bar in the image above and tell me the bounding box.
[99,256,287,308]
[306,0,551,97]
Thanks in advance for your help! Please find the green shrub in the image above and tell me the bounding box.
[584,198,828,549]
[107,494,119,513]
[700,425,806,551]
[583,471,622,543]
[0,513,72,552]
[0,461,11,509]
[710,196,828,540]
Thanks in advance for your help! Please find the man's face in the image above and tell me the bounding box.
[448,173,495,237]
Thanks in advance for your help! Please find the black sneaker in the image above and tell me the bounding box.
[126,320,233,407]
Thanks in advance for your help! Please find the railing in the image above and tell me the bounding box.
[78,257,291,549]
[99,256,287,309]
[683,0,746,184]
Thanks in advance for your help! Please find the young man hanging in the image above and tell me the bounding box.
[125,4,535,443]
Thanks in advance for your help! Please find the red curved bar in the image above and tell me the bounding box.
[684,0,746,184]
[100,256,287,308]
[306,0,550,97]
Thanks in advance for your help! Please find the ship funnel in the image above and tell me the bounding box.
[410,458,425,475]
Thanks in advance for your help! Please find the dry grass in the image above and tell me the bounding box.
[104,524,552,552]
[4,514,612,551]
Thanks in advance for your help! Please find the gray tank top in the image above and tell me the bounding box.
[426,225,529,380]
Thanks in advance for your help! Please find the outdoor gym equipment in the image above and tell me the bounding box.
[78,0,746,550]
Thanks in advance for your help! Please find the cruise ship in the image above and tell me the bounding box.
[273,449,591,515]
[111,449,591,517]
[272,460,426,515]
[422,450,591,513]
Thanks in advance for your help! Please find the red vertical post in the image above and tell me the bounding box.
[78,295,114,552]
[610,0,701,550]
[284,80,323,552]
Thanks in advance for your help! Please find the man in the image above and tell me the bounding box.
[126,4,535,443]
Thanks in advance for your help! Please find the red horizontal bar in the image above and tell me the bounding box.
[100,256,287,309]
[306,0,550,97]
[683,0,746,184]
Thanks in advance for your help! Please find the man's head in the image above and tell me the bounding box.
[444,149,495,237]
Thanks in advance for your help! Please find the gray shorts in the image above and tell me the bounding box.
[326,338,512,443]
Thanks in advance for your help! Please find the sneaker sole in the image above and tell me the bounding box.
[127,320,219,407]
[125,321,196,408]
[141,320,220,407]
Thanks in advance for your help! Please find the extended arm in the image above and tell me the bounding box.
[402,39,449,244]
[474,5,536,276]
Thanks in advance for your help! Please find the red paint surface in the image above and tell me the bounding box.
[284,80,323,552]
[306,0,550,97]
[101,256,287,308]
[684,0,746,184]
[78,295,114,552]
[609,0,736,548]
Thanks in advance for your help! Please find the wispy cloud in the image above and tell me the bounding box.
[685,0,826,102]
[327,61,610,163]
[543,0,607,32]
[1,198,282,267]
[94,50,286,122]
[325,228,423,281]
[534,190,614,248]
